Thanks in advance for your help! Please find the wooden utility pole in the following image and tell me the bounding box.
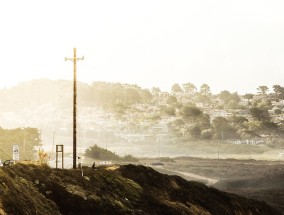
[65,48,84,169]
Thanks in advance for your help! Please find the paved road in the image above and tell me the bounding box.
[174,170,218,186]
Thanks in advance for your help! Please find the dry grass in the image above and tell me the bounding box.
[0,163,280,215]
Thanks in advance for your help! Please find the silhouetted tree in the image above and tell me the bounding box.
[200,84,211,96]
[171,83,183,94]
[183,82,197,94]
[257,86,269,95]
[243,93,254,100]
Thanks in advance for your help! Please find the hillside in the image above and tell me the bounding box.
[1,79,284,160]
[1,79,284,140]
[215,172,284,213]
[0,163,281,215]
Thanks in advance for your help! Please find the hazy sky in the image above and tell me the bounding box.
[1,0,284,94]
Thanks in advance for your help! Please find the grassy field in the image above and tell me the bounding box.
[141,156,284,214]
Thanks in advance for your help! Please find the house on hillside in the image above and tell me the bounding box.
[115,133,154,142]
[210,110,232,121]
[239,99,249,106]
[151,121,169,134]
[227,138,265,145]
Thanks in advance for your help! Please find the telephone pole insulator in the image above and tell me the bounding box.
[65,48,84,169]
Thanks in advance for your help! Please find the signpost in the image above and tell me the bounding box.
[13,144,20,161]
[56,145,64,169]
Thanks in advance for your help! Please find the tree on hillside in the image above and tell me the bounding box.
[166,95,178,105]
[212,117,228,131]
[274,108,282,115]
[162,106,176,116]
[212,117,238,140]
[195,93,211,106]
[252,98,272,110]
[226,93,241,109]
[169,119,185,136]
[140,89,153,103]
[195,113,211,130]
[182,82,197,94]
[273,85,284,99]
[85,145,120,160]
[249,107,270,121]
[257,86,269,95]
[171,83,183,94]
[229,115,248,129]
[112,103,128,116]
[151,87,161,94]
[243,93,254,100]
[218,91,240,109]
[246,121,262,133]
[91,82,153,107]
[85,145,139,162]
[125,88,141,104]
[188,125,201,140]
[260,121,278,131]
[181,105,202,124]
[181,106,202,120]
[229,93,241,103]
[172,119,185,126]
[218,90,231,103]
[200,129,214,140]
[200,84,211,96]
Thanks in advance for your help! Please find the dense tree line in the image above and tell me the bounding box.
[0,127,41,160]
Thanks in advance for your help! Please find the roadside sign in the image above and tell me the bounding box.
[13,145,20,160]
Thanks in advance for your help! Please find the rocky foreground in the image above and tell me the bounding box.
[0,163,281,215]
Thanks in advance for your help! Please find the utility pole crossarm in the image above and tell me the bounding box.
[65,56,84,62]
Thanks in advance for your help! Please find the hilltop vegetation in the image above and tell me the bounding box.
[85,145,139,162]
[0,163,281,215]
[1,79,284,151]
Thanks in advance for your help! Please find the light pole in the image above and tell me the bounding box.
[65,48,84,169]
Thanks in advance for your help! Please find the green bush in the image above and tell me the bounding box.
[121,154,139,162]
[85,145,120,160]
[85,145,139,162]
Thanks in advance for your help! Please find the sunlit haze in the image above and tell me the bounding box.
[1,0,284,94]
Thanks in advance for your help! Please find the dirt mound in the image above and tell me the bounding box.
[0,163,281,215]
